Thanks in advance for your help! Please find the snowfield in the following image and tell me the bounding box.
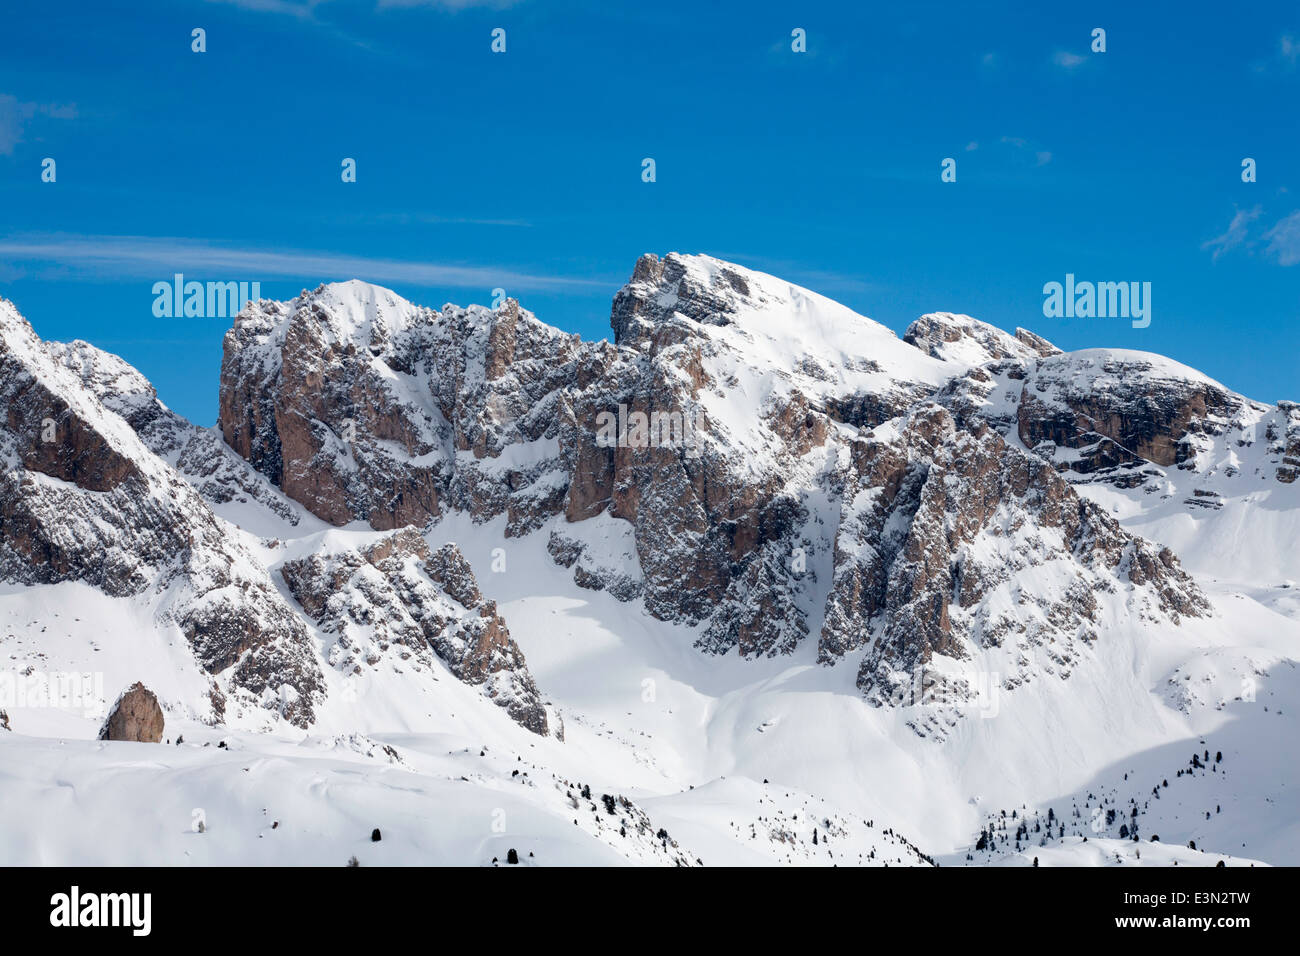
[1,509,1295,866]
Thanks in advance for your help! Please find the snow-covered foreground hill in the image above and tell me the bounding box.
[0,521,1290,866]
[1,255,1296,866]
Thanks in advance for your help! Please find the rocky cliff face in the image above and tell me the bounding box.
[0,299,324,727]
[217,282,595,536]
[1015,351,1251,476]
[6,253,1263,740]
[1274,402,1300,484]
[217,257,959,658]
[50,339,304,525]
[209,257,1222,735]
[2,296,552,735]
[818,404,1208,737]
[280,529,549,734]
[904,311,1062,365]
[908,316,1296,505]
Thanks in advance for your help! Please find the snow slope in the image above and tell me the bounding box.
[5,508,1295,865]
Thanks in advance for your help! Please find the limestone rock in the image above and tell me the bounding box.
[281,529,549,735]
[98,683,164,743]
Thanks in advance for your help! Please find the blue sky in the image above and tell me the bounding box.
[1,0,1298,424]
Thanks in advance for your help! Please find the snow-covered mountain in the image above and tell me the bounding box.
[1,253,1296,867]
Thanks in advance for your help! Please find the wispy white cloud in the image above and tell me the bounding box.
[0,95,78,156]
[1263,211,1300,266]
[1198,206,1300,266]
[1052,50,1086,70]
[1250,32,1299,73]
[0,234,606,292]
[198,0,388,53]
[998,135,1052,166]
[375,0,522,8]
[200,0,512,52]
[206,0,519,13]
[1202,206,1262,261]
[203,0,324,17]
[1280,34,1298,68]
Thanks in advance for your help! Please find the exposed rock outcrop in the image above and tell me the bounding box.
[819,404,1208,736]
[281,529,549,734]
[210,259,1223,732]
[0,298,324,727]
[1016,351,1247,472]
[51,339,305,526]
[7,253,1278,743]
[98,682,164,742]
[904,312,1060,365]
[1276,402,1300,484]
[906,317,1293,497]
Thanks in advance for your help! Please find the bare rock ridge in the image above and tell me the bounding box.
[819,404,1208,736]
[1273,402,1300,484]
[281,529,549,735]
[1,294,548,736]
[207,253,1252,733]
[917,316,1287,492]
[51,338,304,524]
[3,254,1284,736]
[0,300,323,727]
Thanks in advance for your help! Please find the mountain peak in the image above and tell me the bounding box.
[904,312,1060,366]
[611,252,897,346]
[283,279,429,345]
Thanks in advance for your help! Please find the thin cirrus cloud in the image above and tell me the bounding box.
[1278,34,1298,68]
[0,94,78,156]
[1248,33,1298,73]
[199,0,517,51]
[205,0,519,13]
[998,135,1052,166]
[1263,211,1300,266]
[1202,206,1262,261]
[375,0,521,8]
[1052,50,1086,70]
[202,0,323,17]
[0,234,608,291]
[1202,207,1300,266]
